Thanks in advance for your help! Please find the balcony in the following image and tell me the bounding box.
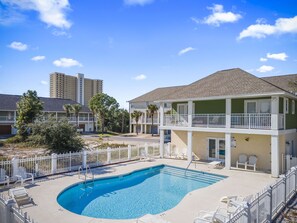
[164,113,284,130]
[146,117,159,124]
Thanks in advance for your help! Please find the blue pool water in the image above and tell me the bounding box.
[57,165,226,219]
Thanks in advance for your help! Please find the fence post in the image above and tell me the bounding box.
[128,145,131,160]
[82,150,87,169]
[268,186,273,222]
[107,147,111,164]
[51,153,57,174]
[283,175,287,204]
[145,143,148,157]
[11,157,19,180]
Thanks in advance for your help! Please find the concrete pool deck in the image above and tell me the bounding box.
[2,159,276,223]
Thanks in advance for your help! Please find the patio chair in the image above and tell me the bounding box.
[9,187,35,207]
[137,214,171,223]
[246,155,257,171]
[236,154,248,169]
[194,207,228,223]
[208,161,224,169]
[0,168,9,186]
[220,194,253,206]
[15,167,34,185]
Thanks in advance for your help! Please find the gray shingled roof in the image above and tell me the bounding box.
[262,74,297,93]
[0,94,90,112]
[157,68,286,101]
[129,85,185,103]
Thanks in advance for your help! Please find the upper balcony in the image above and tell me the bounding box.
[164,113,284,130]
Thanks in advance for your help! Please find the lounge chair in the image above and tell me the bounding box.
[194,207,228,223]
[246,155,257,171]
[220,194,253,207]
[15,167,34,185]
[9,187,35,207]
[208,161,224,169]
[137,214,171,223]
[236,154,247,169]
[0,168,9,186]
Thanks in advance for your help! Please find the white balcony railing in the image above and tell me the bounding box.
[146,117,159,124]
[192,114,226,128]
[163,113,285,130]
[0,116,15,122]
[231,113,271,129]
[164,114,188,127]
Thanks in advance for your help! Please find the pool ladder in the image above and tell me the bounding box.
[185,153,200,171]
[78,165,94,189]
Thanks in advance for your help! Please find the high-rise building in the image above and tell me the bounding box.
[50,72,103,105]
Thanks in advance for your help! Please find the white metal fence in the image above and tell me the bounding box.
[227,166,297,223]
[0,193,36,223]
[0,143,160,182]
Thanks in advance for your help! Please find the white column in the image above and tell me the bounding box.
[225,133,231,169]
[271,135,280,177]
[271,96,279,130]
[140,124,143,134]
[226,98,231,128]
[187,131,193,161]
[188,101,193,127]
[160,103,164,127]
[51,153,57,174]
[160,130,164,158]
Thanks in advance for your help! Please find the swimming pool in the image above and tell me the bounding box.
[57,165,226,219]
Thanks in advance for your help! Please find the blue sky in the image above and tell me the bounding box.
[0,0,297,108]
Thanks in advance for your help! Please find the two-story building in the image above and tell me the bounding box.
[0,94,94,135]
[130,68,297,177]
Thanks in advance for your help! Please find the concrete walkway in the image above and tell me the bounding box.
[4,159,276,223]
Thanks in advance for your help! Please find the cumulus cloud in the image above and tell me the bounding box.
[1,0,72,29]
[8,41,28,51]
[238,16,297,40]
[124,0,154,6]
[257,65,274,73]
[266,53,288,61]
[40,80,48,85]
[53,58,82,67]
[192,4,242,27]
[178,47,195,56]
[260,57,267,62]
[31,55,45,61]
[133,74,147,80]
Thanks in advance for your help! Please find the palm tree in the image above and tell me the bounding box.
[131,110,143,135]
[71,104,82,127]
[147,104,158,136]
[89,102,97,132]
[63,104,72,118]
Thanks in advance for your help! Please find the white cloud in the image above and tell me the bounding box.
[257,65,274,73]
[31,55,45,61]
[266,53,288,61]
[178,47,195,56]
[52,29,71,38]
[1,0,72,29]
[193,4,242,26]
[8,41,28,51]
[238,16,297,40]
[124,0,154,6]
[133,74,147,80]
[260,57,268,62]
[40,80,48,85]
[53,58,82,67]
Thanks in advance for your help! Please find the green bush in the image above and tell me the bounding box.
[28,118,84,153]
[5,135,24,144]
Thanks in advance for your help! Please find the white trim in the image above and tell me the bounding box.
[285,98,289,114]
[244,100,257,113]
[155,92,295,103]
[292,100,295,115]
[207,138,225,161]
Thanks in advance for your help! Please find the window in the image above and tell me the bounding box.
[292,100,295,115]
[285,98,289,114]
[244,99,271,113]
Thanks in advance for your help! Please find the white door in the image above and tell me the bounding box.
[208,138,225,160]
[245,101,257,113]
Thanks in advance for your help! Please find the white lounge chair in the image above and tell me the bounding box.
[194,207,228,223]
[15,167,34,185]
[137,214,171,223]
[0,168,9,186]
[9,187,35,207]
[246,155,257,171]
[208,161,224,169]
[220,194,253,207]
[236,154,247,169]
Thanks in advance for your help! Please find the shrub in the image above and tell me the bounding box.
[28,118,84,153]
[5,135,24,144]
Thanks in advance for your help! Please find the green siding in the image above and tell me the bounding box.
[286,99,297,129]
[231,99,244,113]
[279,97,284,113]
[195,100,225,114]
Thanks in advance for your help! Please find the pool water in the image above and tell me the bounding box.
[57,165,226,219]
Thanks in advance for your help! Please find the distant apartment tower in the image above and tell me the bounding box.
[50,72,103,105]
